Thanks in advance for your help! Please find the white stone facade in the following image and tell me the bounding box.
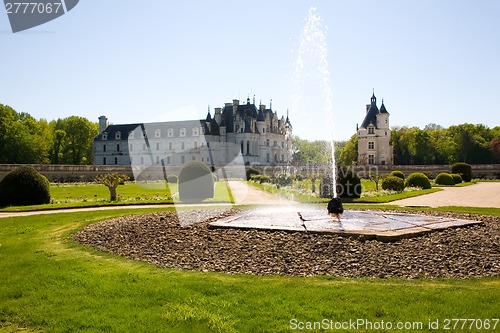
[357,93,393,165]
[92,98,292,170]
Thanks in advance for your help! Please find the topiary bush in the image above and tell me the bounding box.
[405,172,432,189]
[246,167,260,181]
[321,167,361,199]
[434,172,455,185]
[451,162,472,182]
[273,172,292,187]
[389,170,405,180]
[0,166,50,207]
[451,173,463,184]
[381,176,405,192]
[179,161,214,202]
[166,174,178,184]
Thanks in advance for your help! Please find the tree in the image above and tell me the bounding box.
[95,173,130,201]
[337,134,358,166]
[490,138,500,163]
[61,116,99,165]
[292,136,335,164]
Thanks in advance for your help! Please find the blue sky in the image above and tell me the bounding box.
[1,0,499,141]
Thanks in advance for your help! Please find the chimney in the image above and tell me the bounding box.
[214,107,222,124]
[98,116,108,133]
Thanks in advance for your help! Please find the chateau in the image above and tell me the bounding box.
[92,97,293,168]
[357,92,393,165]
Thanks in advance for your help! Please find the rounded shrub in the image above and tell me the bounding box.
[321,167,361,199]
[451,162,472,182]
[274,172,292,187]
[451,173,463,184]
[178,161,214,202]
[434,172,455,185]
[405,172,432,189]
[259,175,271,184]
[0,166,50,207]
[245,167,260,181]
[389,170,405,180]
[381,176,405,192]
[250,174,261,182]
[166,174,178,184]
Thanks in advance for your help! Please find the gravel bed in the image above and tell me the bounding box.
[73,209,499,278]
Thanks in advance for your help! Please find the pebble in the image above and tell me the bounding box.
[73,209,500,279]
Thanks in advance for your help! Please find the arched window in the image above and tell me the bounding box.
[168,128,174,137]
[155,129,161,138]
[240,141,244,154]
[102,132,108,140]
[192,127,199,136]
[115,131,121,140]
[180,128,186,137]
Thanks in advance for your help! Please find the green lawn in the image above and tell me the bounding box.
[249,179,443,204]
[0,181,233,212]
[0,207,498,332]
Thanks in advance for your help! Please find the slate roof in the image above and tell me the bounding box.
[360,93,382,129]
[93,120,206,142]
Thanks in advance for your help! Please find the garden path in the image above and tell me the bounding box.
[390,182,500,208]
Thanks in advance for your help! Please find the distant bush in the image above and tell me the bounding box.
[389,170,405,180]
[0,165,50,207]
[179,161,214,202]
[434,172,455,185]
[451,173,463,184]
[273,172,292,187]
[166,174,178,184]
[451,162,472,182]
[246,167,260,181]
[259,175,271,184]
[321,167,361,199]
[381,176,405,192]
[406,172,432,189]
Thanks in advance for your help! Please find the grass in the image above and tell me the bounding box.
[248,179,443,204]
[0,181,233,212]
[0,207,498,332]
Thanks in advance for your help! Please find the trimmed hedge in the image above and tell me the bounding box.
[451,173,463,184]
[0,165,50,207]
[166,174,178,184]
[434,172,455,185]
[406,172,432,189]
[381,176,405,192]
[451,162,472,182]
[246,168,260,181]
[389,170,405,180]
[321,167,361,199]
[178,161,214,202]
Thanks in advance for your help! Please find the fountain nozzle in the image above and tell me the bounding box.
[327,197,344,222]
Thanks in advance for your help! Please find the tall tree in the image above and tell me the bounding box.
[61,116,98,165]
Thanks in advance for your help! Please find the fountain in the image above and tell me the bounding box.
[208,7,482,242]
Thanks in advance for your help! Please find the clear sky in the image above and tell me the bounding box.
[1,0,499,141]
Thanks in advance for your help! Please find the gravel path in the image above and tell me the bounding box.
[391,182,500,208]
[74,209,499,279]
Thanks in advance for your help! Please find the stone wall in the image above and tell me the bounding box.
[0,163,499,182]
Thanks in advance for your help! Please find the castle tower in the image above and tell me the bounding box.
[357,92,393,165]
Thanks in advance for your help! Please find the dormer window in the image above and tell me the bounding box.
[102,132,108,140]
[192,127,199,136]
[128,131,134,139]
[180,128,186,137]
[168,128,174,137]
[115,131,121,140]
[155,129,161,138]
